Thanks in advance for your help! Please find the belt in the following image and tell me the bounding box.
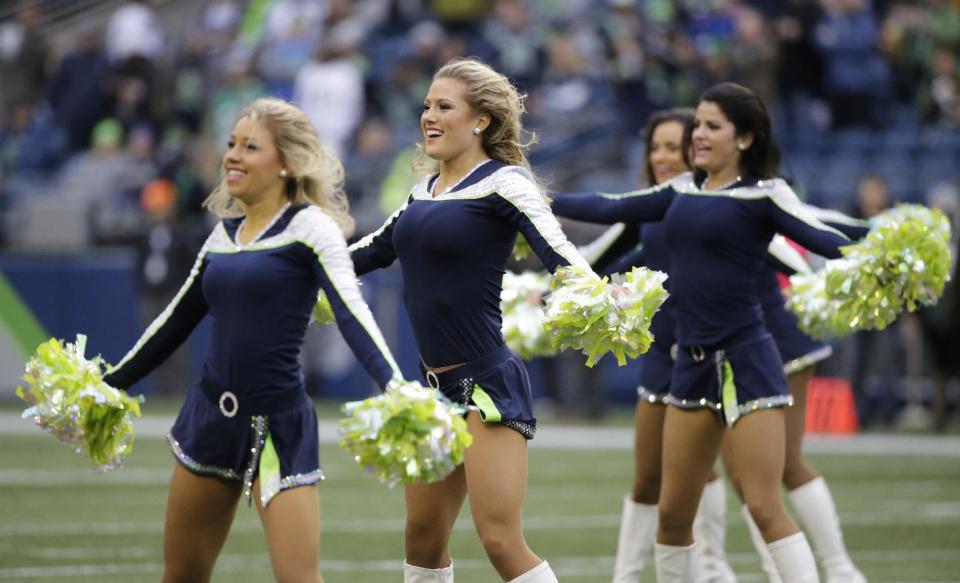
[420,344,514,390]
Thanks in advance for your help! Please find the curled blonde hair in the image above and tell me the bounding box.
[413,57,546,199]
[203,97,355,237]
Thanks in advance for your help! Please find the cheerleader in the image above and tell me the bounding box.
[579,108,737,583]
[103,98,403,583]
[552,82,854,582]
[726,235,867,583]
[348,57,604,583]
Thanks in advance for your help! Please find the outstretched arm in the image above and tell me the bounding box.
[306,209,402,389]
[348,196,410,276]
[103,232,214,389]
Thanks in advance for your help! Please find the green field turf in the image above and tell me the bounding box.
[1,428,959,582]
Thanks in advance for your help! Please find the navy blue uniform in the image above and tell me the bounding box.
[350,160,591,438]
[104,204,400,504]
[552,173,852,425]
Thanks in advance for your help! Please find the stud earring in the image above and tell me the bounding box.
[737,143,747,151]
[280,169,289,178]
[473,128,481,135]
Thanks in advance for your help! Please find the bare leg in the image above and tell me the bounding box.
[464,412,543,580]
[404,464,467,568]
[254,481,323,583]
[162,464,242,583]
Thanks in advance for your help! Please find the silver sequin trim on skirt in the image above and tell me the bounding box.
[637,385,670,405]
[166,433,241,481]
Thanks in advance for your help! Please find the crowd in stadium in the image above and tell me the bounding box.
[1,0,958,430]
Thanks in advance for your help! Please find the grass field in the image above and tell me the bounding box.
[1,408,959,582]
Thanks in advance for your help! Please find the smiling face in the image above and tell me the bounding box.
[691,100,749,179]
[421,76,488,164]
[222,115,286,205]
[648,120,689,185]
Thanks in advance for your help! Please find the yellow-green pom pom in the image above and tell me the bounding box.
[501,270,555,360]
[543,265,669,367]
[786,204,953,338]
[17,335,143,471]
[512,234,533,262]
[311,290,335,325]
[339,380,473,488]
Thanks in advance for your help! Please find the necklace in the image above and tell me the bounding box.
[236,202,291,248]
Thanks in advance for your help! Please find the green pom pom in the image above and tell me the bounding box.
[311,290,335,325]
[501,270,556,360]
[17,335,143,471]
[543,265,669,367]
[786,204,953,338]
[339,380,473,488]
[512,235,533,262]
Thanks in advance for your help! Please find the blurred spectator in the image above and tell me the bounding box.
[728,5,779,108]
[0,99,67,175]
[206,51,266,154]
[917,182,960,431]
[47,23,113,152]
[815,0,892,127]
[921,47,960,127]
[483,0,546,92]
[255,0,327,98]
[0,0,47,108]
[202,0,243,52]
[293,23,365,157]
[773,0,825,133]
[169,31,212,133]
[105,0,165,65]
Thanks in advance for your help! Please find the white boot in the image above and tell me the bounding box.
[506,560,558,583]
[767,532,820,583]
[404,560,454,582]
[788,477,866,583]
[655,542,699,583]
[694,479,738,583]
[613,495,659,582]
[741,505,782,583]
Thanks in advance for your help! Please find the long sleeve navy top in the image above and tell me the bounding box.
[350,160,590,367]
[104,205,400,413]
[551,172,853,347]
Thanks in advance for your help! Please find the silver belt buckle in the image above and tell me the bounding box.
[425,370,440,390]
[218,391,239,418]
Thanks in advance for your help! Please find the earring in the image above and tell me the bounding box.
[737,143,747,151]
[280,169,289,178]
[473,128,481,135]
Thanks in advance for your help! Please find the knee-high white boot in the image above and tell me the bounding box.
[506,561,558,583]
[404,560,454,582]
[788,477,866,583]
[767,532,820,583]
[741,505,783,583]
[694,478,738,582]
[613,495,659,582]
[655,542,699,583]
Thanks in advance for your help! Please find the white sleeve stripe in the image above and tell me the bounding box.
[308,247,401,375]
[579,223,627,265]
[767,183,850,240]
[767,235,813,275]
[293,208,401,376]
[800,204,869,228]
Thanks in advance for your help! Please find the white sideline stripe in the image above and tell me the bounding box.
[4,412,960,456]
[2,506,959,538]
[1,549,958,579]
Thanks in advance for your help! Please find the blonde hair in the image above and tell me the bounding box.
[203,97,355,237]
[413,57,546,198]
